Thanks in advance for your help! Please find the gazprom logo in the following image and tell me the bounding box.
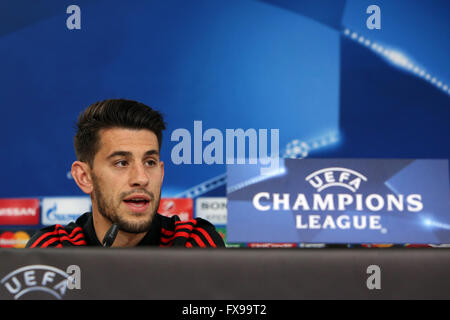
[42,197,90,225]
[1,265,81,300]
[305,167,368,192]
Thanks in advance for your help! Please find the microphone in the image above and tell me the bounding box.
[102,223,119,247]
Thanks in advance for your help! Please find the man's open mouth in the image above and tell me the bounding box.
[123,195,151,209]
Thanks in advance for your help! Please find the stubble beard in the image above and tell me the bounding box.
[92,174,160,234]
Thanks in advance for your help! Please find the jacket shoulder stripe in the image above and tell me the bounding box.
[175,220,197,227]
[175,223,194,232]
[30,225,85,248]
[161,228,174,236]
[55,225,83,238]
[41,232,87,248]
[194,227,217,247]
[189,233,207,247]
[30,229,59,248]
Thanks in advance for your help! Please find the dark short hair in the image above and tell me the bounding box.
[74,99,166,167]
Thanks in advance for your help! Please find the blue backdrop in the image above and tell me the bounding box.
[0,0,449,200]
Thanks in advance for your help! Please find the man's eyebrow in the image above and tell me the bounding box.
[144,150,160,157]
[106,150,159,160]
[106,151,132,160]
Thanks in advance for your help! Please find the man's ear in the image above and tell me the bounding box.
[71,161,94,194]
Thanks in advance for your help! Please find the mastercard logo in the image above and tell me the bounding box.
[0,231,30,248]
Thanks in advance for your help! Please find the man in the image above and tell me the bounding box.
[27,99,225,248]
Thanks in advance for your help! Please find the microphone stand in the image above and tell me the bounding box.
[102,223,119,247]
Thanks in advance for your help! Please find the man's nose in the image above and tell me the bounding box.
[128,163,149,187]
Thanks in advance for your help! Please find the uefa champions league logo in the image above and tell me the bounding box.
[305,167,368,192]
[251,165,424,233]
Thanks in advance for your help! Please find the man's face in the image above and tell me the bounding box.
[90,128,164,233]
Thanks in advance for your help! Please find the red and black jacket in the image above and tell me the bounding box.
[26,212,225,248]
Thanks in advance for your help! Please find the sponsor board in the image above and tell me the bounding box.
[227,159,450,244]
[0,199,39,225]
[0,230,33,248]
[215,227,245,248]
[216,226,226,242]
[361,244,395,248]
[248,243,297,248]
[403,244,432,248]
[42,197,91,226]
[428,244,450,248]
[298,243,326,248]
[195,197,227,225]
[158,198,193,221]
